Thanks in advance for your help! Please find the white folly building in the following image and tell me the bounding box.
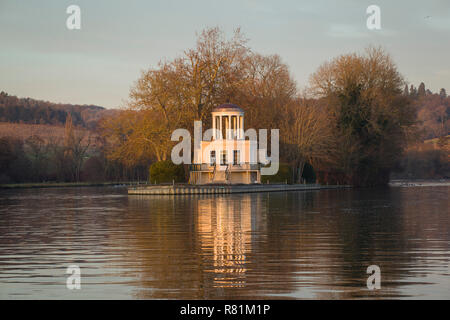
[189,104,261,184]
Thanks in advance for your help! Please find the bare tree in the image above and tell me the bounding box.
[282,98,336,182]
[25,135,49,181]
[64,113,91,181]
[309,46,416,186]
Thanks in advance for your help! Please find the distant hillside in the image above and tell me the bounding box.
[0,122,99,147]
[406,84,450,140]
[0,91,117,130]
[2,86,448,140]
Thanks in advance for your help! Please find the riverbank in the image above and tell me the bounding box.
[0,181,138,189]
[128,183,352,195]
[389,179,450,187]
[3,179,448,190]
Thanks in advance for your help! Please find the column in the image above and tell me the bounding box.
[219,115,223,140]
[237,115,240,139]
[227,115,231,140]
[213,114,216,140]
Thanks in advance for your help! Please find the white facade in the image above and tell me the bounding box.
[189,104,261,184]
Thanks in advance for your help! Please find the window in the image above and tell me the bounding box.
[210,150,216,166]
[233,150,240,165]
[220,150,227,165]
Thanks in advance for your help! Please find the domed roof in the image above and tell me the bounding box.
[212,103,244,113]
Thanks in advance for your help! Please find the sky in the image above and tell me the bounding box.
[1,0,449,109]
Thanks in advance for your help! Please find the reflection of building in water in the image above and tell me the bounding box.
[189,104,261,184]
[196,195,261,288]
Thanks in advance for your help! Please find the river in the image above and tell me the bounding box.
[0,185,448,299]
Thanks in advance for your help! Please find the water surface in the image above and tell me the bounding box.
[0,186,448,299]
